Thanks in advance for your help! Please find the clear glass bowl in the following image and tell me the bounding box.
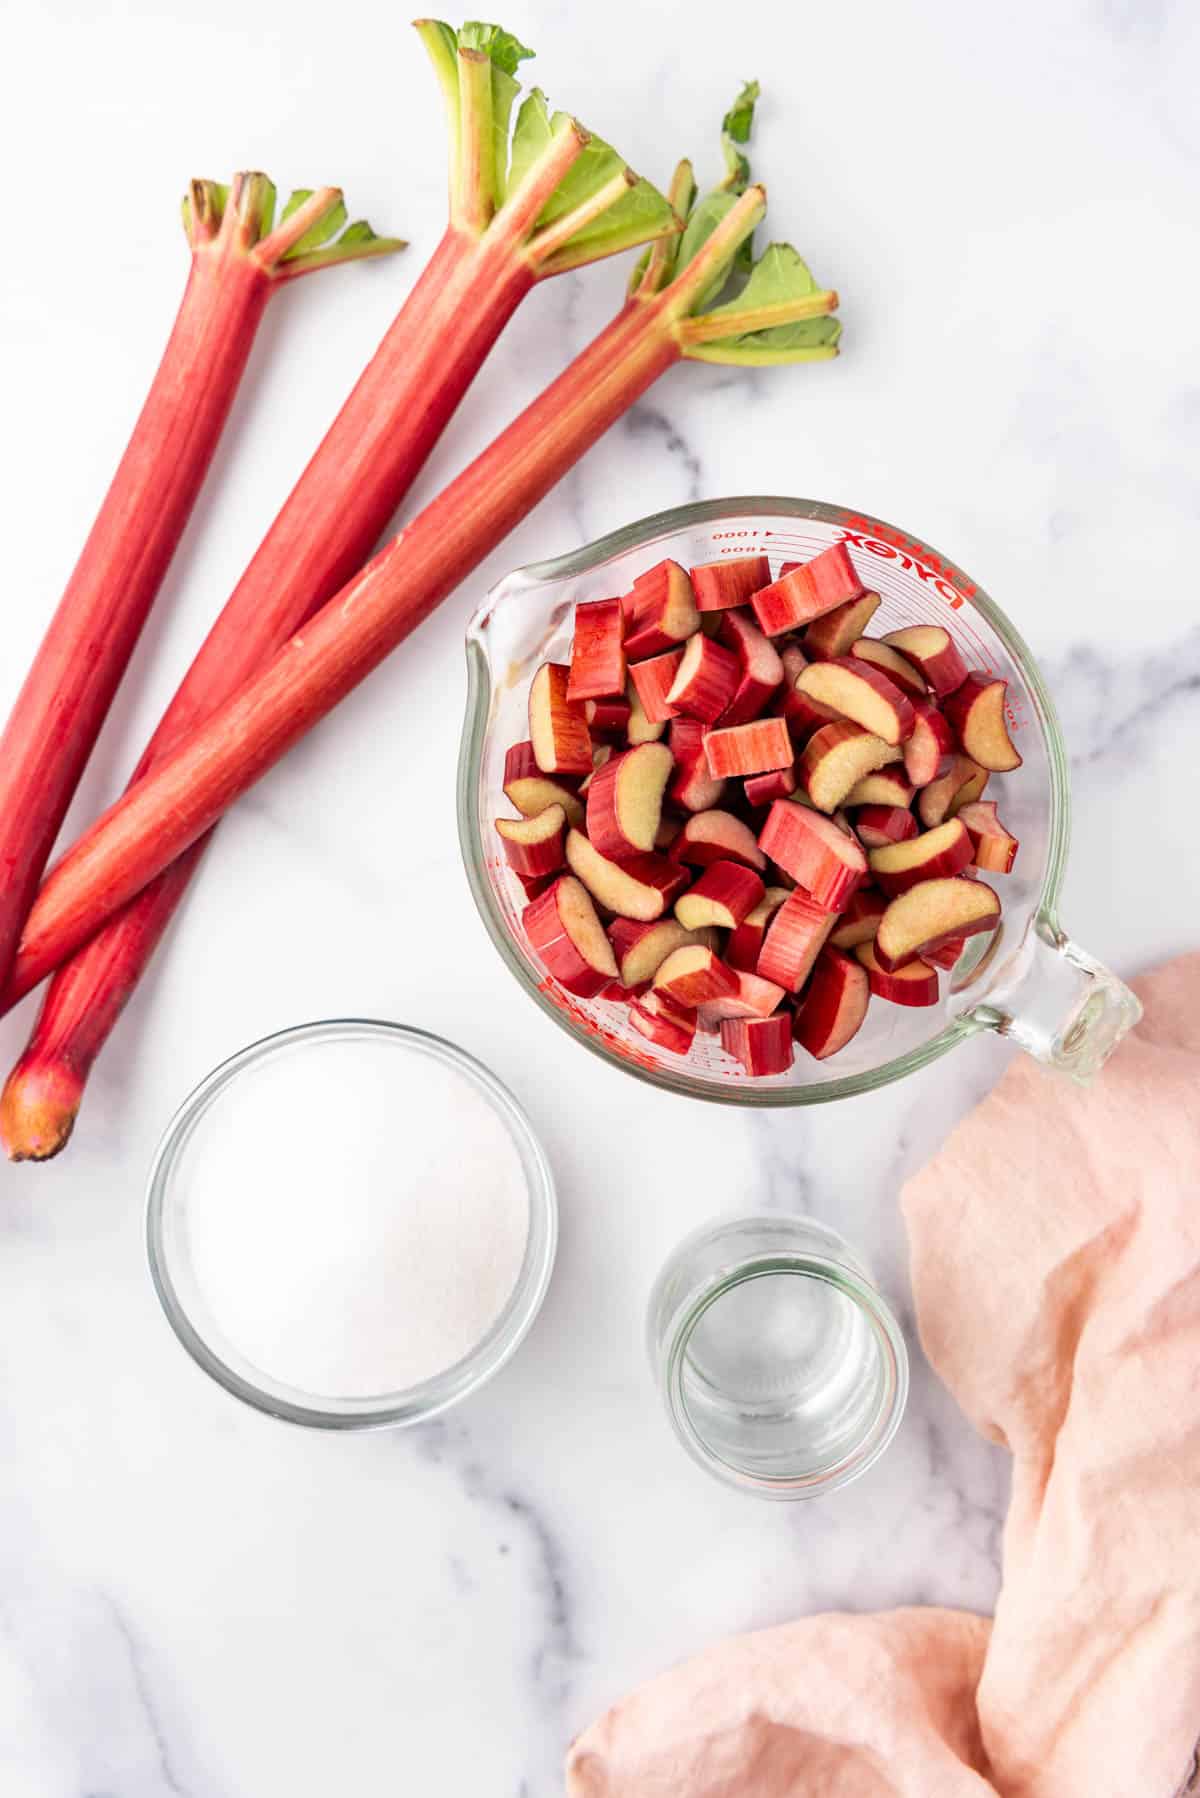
[647,1214,909,1499]
[459,498,1141,1105]
[146,1020,557,1429]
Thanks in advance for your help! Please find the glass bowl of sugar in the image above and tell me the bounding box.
[146,1020,556,1428]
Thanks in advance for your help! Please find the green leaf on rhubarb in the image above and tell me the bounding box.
[719,80,759,191]
[684,315,841,364]
[699,241,821,322]
[418,20,534,209]
[723,79,760,145]
[505,88,555,196]
[457,19,533,75]
[680,242,841,361]
[549,173,677,265]
[672,189,743,308]
[507,88,673,256]
[277,190,349,257]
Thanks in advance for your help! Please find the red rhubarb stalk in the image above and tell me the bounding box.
[2,83,841,1156]
[0,173,400,993]
[0,18,681,1159]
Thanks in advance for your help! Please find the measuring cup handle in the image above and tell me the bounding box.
[981,919,1142,1083]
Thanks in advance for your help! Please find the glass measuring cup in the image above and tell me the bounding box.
[458,497,1141,1106]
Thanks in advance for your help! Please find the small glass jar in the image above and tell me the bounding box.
[648,1215,909,1499]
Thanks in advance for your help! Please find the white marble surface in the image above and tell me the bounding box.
[2,0,1199,1791]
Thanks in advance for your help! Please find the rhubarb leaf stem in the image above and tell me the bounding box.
[662,184,766,317]
[491,115,589,247]
[256,186,344,264]
[274,225,408,280]
[678,287,838,344]
[527,168,636,265]
[454,47,496,232]
[631,159,696,296]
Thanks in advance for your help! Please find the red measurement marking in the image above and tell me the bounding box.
[539,979,660,1070]
[838,516,975,610]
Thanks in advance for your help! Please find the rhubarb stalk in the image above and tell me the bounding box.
[0,174,400,993]
[1,83,840,1157]
[0,18,679,1160]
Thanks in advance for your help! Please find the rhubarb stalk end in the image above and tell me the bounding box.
[0,1057,84,1164]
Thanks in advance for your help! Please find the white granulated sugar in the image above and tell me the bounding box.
[180,1036,530,1398]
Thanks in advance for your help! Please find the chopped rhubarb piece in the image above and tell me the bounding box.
[848,638,928,702]
[758,801,866,912]
[629,988,697,1056]
[669,718,726,813]
[517,870,557,901]
[949,766,989,814]
[669,809,766,872]
[567,598,625,701]
[852,805,918,849]
[565,829,687,921]
[586,742,674,858]
[524,876,618,997]
[626,670,670,743]
[667,635,740,723]
[880,625,968,698]
[721,1012,794,1075]
[608,917,706,986]
[627,649,684,725]
[690,554,772,612]
[578,743,613,795]
[800,722,901,813]
[796,657,916,746]
[620,584,651,632]
[918,755,987,828]
[697,969,786,1028]
[828,885,887,949]
[726,886,790,971]
[596,979,647,1003]
[956,800,1019,874]
[529,662,593,775]
[921,936,967,971]
[623,561,700,659]
[855,940,940,1006]
[716,610,784,725]
[757,889,836,992]
[744,766,797,807]
[793,949,870,1059]
[703,717,792,780]
[942,674,1022,772]
[869,819,973,895]
[653,944,738,1008]
[844,766,916,808]
[803,592,881,661]
[750,541,865,636]
[504,741,585,829]
[874,876,1001,972]
[770,644,828,741]
[495,804,567,877]
[903,698,954,786]
[655,813,683,852]
[674,861,765,930]
[585,695,632,742]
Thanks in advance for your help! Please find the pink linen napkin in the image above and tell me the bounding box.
[568,954,1200,1798]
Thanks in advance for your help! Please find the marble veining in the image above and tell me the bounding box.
[1,0,1197,1791]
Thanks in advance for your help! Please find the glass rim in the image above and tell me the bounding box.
[458,494,1072,1106]
[145,1018,558,1431]
[663,1251,910,1500]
